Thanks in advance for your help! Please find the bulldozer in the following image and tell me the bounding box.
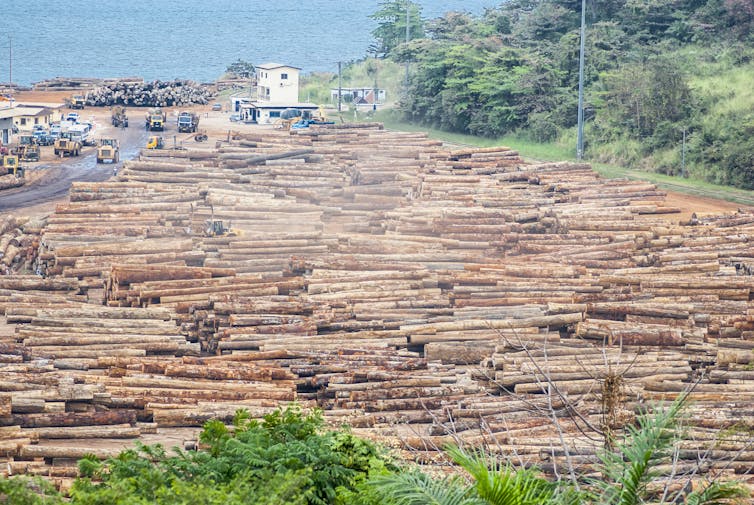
[97,138,120,163]
[146,136,164,149]
[276,108,331,131]
[145,108,167,131]
[54,132,82,157]
[12,135,40,162]
[0,155,24,178]
[111,106,129,127]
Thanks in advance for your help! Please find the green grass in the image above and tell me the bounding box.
[377,110,754,206]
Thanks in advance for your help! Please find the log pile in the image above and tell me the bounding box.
[0,215,43,275]
[1,123,753,489]
[0,174,25,191]
[31,77,115,91]
[85,79,212,107]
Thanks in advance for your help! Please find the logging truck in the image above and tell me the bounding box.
[145,108,167,131]
[66,94,86,109]
[177,111,199,133]
[111,106,129,127]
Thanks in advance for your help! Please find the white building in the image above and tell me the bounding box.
[330,87,386,105]
[256,63,300,104]
[229,62,318,124]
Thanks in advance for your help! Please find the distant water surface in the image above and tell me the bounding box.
[4,0,500,85]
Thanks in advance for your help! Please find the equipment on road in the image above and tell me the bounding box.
[97,138,120,163]
[0,155,24,178]
[177,111,199,133]
[146,136,164,149]
[13,136,40,162]
[275,108,330,130]
[54,132,82,157]
[145,108,167,131]
[66,94,86,109]
[111,106,129,127]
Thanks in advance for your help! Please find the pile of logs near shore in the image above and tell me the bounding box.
[85,79,212,107]
[1,124,754,491]
[31,77,141,92]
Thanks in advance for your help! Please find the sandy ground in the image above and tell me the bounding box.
[3,89,751,223]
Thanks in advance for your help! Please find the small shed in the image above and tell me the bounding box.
[238,101,319,125]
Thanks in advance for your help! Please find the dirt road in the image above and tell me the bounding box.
[0,124,147,211]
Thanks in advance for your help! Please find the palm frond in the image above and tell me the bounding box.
[593,395,688,505]
[447,445,556,505]
[684,480,748,505]
[370,470,483,505]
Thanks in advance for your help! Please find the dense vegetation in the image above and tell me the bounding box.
[0,402,747,504]
[369,0,754,189]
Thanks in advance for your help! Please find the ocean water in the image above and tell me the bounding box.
[4,0,501,86]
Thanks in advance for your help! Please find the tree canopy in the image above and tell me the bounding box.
[371,0,754,188]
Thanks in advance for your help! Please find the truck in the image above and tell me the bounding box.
[66,94,86,109]
[177,111,199,133]
[96,138,119,163]
[54,132,82,157]
[111,106,129,127]
[145,108,167,131]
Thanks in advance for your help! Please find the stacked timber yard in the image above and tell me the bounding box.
[0,88,754,494]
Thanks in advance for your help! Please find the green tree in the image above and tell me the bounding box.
[225,59,255,79]
[68,405,392,505]
[370,0,424,57]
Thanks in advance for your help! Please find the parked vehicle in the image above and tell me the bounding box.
[66,123,94,146]
[33,130,55,146]
[212,103,222,111]
[66,112,80,123]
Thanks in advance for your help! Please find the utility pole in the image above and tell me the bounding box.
[337,61,342,113]
[7,37,12,88]
[576,0,586,160]
[404,1,410,89]
[682,127,687,177]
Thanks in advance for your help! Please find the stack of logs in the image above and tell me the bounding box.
[0,215,43,274]
[85,79,212,107]
[0,123,753,491]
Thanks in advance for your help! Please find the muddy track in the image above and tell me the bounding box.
[0,126,148,211]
